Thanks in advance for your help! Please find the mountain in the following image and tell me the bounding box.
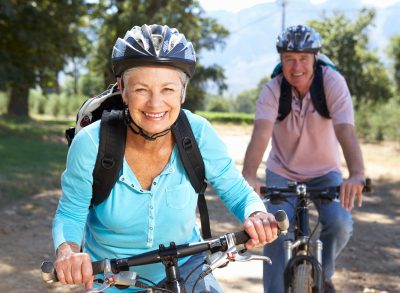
[200,0,400,96]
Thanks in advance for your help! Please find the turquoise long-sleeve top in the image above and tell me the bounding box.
[52,110,266,290]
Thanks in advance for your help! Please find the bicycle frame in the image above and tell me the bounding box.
[261,179,371,293]
[281,184,324,293]
[41,221,288,293]
[261,183,340,293]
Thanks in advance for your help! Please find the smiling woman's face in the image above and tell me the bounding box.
[281,52,315,96]
[120,66,186,135]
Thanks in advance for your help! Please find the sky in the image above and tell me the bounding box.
[199,0,400,12]
[197,0,400,95]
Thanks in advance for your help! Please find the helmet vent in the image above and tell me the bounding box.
[111,24,196,77]
[151,34,163,55]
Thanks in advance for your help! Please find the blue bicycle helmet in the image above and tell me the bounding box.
[276,25,322,54]
[112,24,196,77]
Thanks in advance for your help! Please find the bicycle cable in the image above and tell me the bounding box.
[191,274,204,293]
[182,261,205,290]
[136,276,157,286]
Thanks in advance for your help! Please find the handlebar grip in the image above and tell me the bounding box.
[363,178,372,193]
[233,231,250,245]
[41,260,107,284]
[92,260,106,275]
[41,261,58,283]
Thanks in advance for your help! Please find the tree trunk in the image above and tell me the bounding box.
[7,84,30,117]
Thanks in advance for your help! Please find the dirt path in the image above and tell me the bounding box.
[0,124,399,292]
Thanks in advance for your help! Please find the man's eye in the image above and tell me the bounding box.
[135,88,147,93]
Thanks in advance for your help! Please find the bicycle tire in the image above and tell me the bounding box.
[292,263,313,293]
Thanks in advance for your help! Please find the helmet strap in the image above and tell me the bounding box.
[122,108,171,141]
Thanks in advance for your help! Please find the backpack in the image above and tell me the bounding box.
[270,53,337,121]
[65,83,212,239]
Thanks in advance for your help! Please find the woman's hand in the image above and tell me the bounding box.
[243,212,279,249]
[54,242,94,290]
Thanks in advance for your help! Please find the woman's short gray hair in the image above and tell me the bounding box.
[121,66,189,102]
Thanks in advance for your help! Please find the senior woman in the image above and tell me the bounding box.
[52,24,278,292]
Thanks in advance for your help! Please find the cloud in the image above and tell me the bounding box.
[361,0,400,8]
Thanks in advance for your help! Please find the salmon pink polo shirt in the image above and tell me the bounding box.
[255,66,354,182]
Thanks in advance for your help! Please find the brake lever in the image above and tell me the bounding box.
[232,250,272,265]
[85,271,139,293]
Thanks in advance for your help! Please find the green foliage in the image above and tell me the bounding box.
[387,35,400,92]
[233,89,258,113]
[196,111,254,124]
[29,90,85,118]
[231,75,269,114]
[0,116,68,204]
[355,96,400,143]
[205,95,232,112]
[309,9,393,104]
[0,91,7,115]
[88,0,229,111]
[79,72,105,98]
[0,0,90,116]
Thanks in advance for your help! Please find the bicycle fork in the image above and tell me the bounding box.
[283,238,324,293]
[283,237,323,266]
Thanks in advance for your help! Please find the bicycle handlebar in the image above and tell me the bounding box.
[41,210,288,284]
[41,231,253,283]
[260,178,372,199]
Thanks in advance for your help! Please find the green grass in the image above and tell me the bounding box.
[196,111,254,124]
[0,115,71,206]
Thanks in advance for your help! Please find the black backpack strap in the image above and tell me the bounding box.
[172,110,211,239]
[277,76,293,122]
[92,110,126,206]
[277,64,330,121]
[310,64,330,119]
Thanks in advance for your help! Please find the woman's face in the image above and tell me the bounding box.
[120,66,185,135]
[281,52,315,96]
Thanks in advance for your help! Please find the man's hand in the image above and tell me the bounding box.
[245,176,264,196]
[340,175,365,211]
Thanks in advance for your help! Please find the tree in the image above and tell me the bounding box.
[88,0,229,111]
[79,72,105,98]
[234,76,270,113]
[0,0,90,116]
[234,89,258,113]
[309,9,392,104]
[206,95,231,112]
[387,35,400,92]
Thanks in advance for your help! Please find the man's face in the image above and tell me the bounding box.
[281,52,315,95]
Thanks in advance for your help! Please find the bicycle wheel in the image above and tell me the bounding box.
[292,263,313,293]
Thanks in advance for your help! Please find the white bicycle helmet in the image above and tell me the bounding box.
[112,24,196,77]
[276,25,322,54]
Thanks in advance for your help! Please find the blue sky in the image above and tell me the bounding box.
[197,0,400,96]
[199,0,400,12]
